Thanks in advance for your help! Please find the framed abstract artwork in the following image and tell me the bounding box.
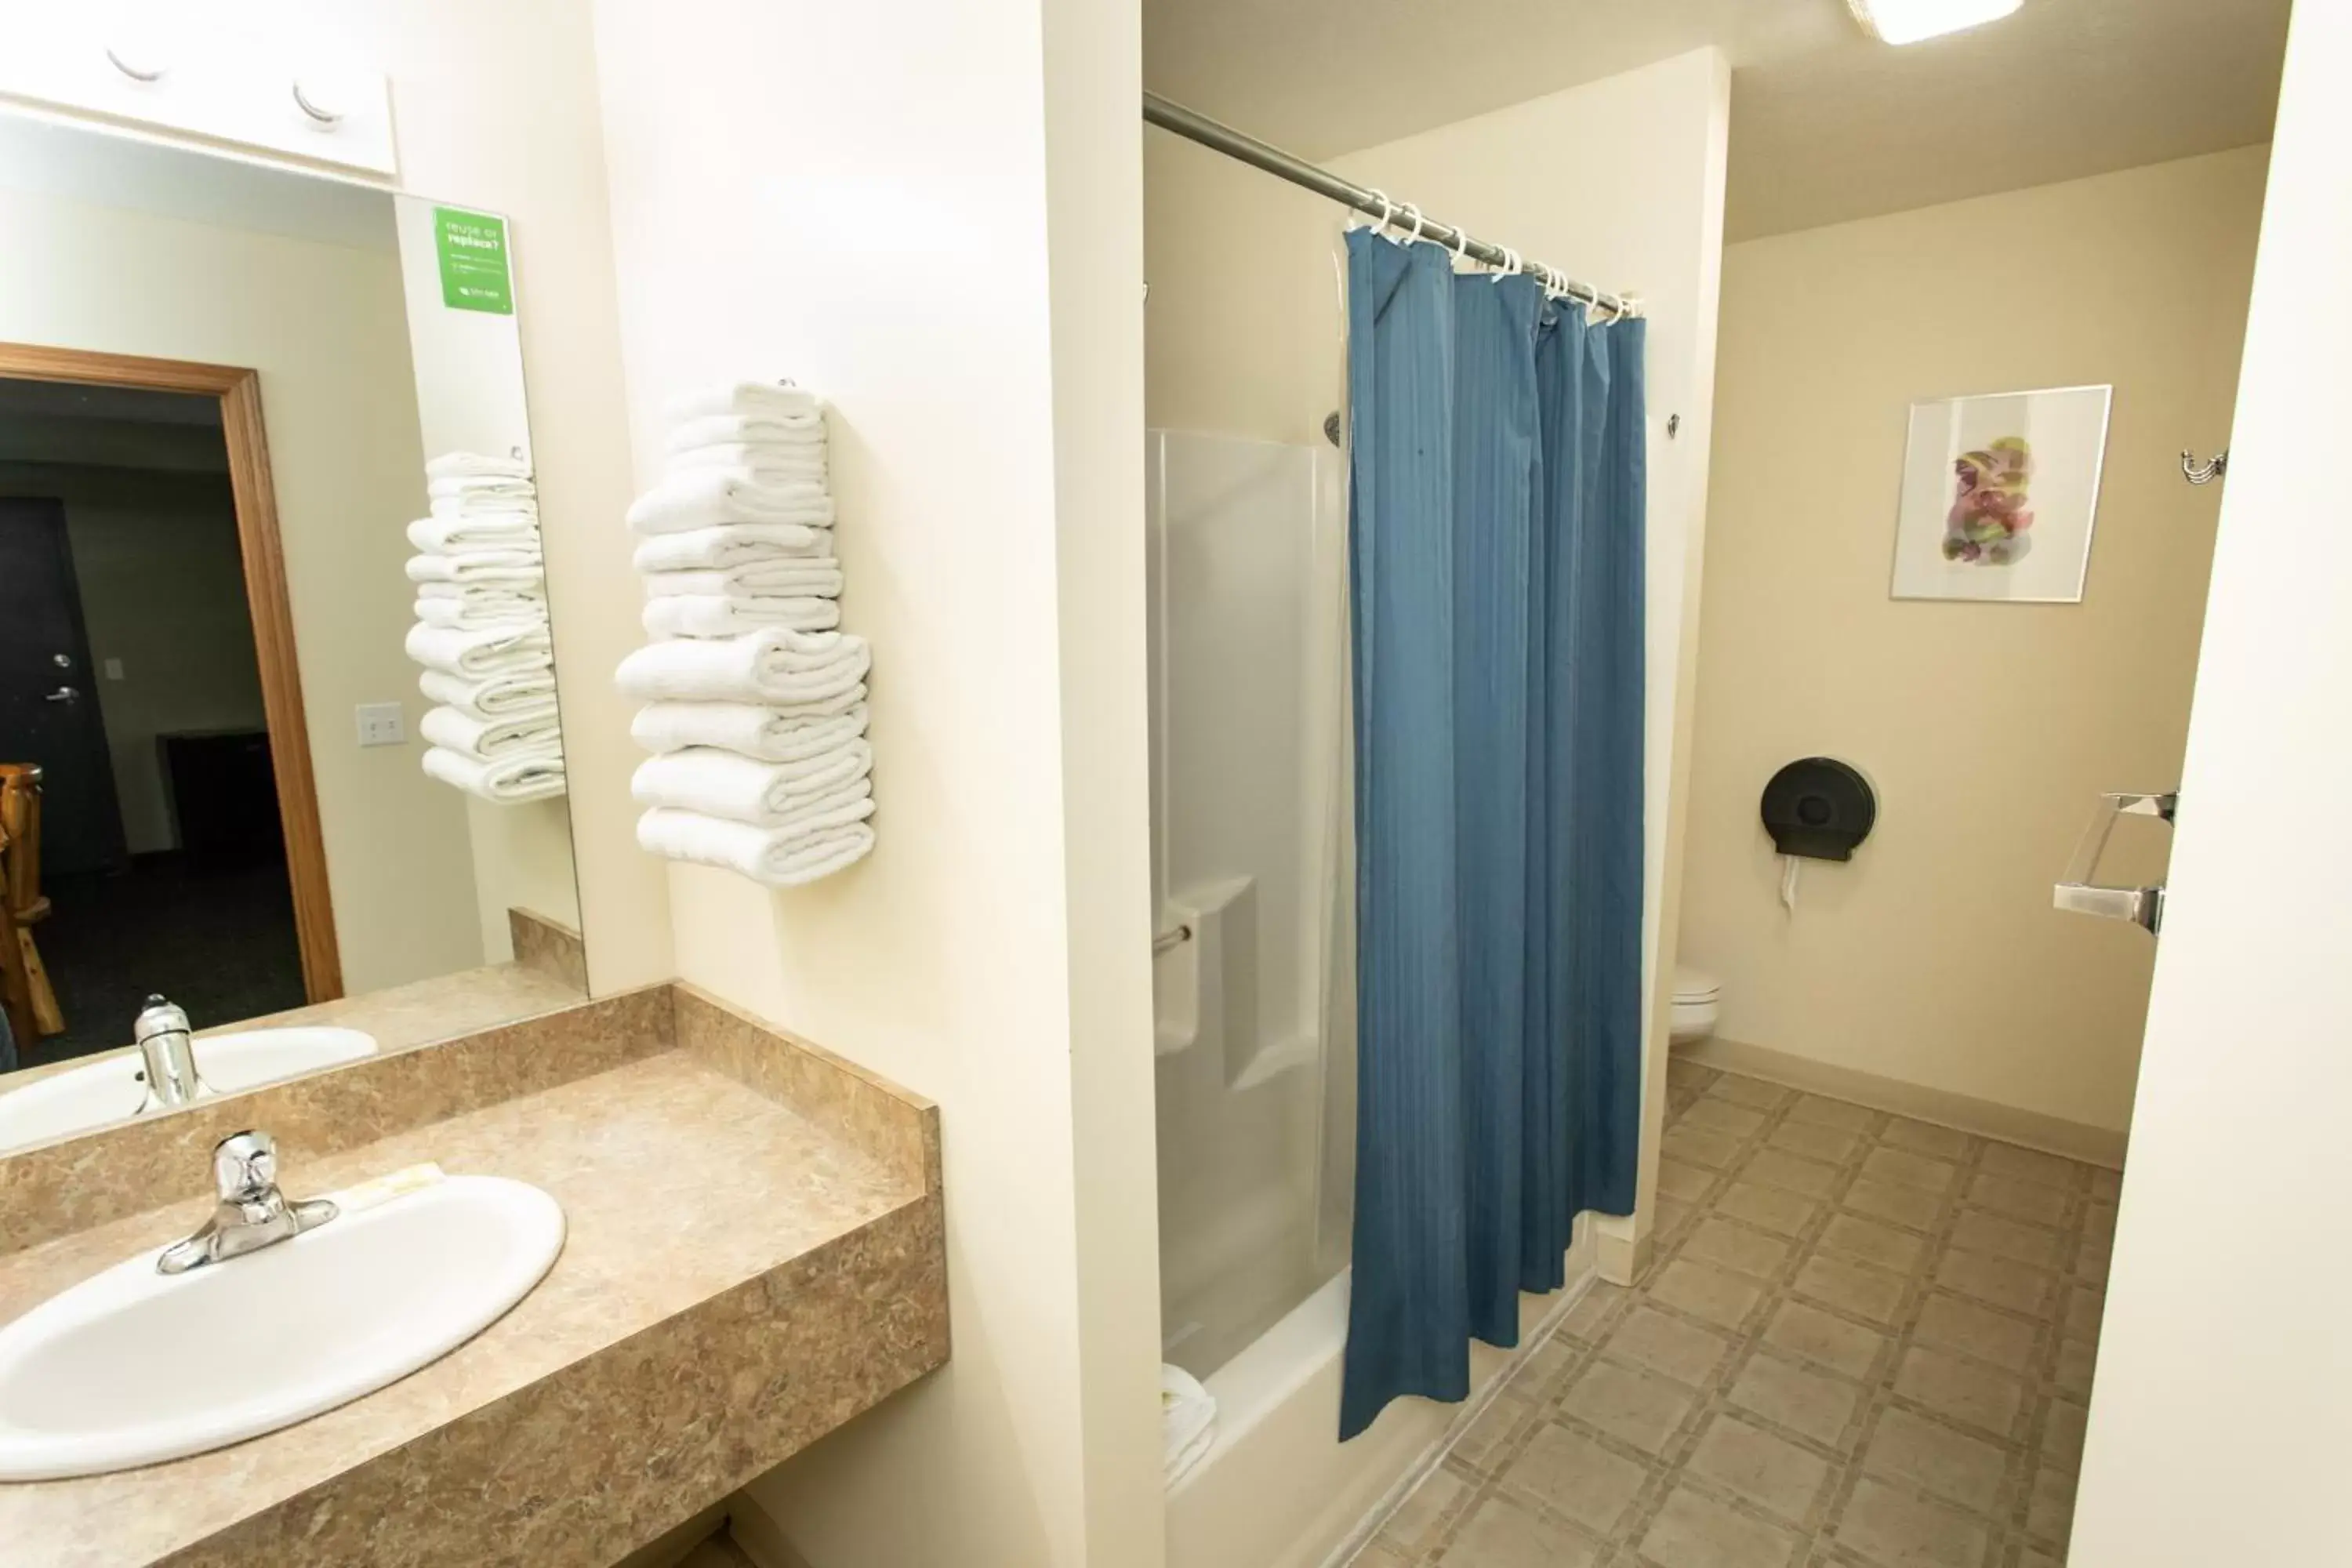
[1889,383,2113,603]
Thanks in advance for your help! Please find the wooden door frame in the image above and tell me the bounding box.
[0,342,343,1003]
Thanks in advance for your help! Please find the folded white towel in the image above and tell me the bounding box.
[1167,1417,1215,1492]
[640,683,867,733]
[415,595,547,630]
[426,452,532,481]
[666,413,824,453]
[642,561,844,599]
[630,521,830,573]
[406,621,553,678]
[429,474,535,500]
[408,515,540,554]
[430,492,540,520]
[665,383,822,424]
[643,594,839,638]
[631,700,869,763]
[1162,1365,1218,1490]
[420,703,562,762]
[423,745,566,804]
[668,443,826,483]
[626,470,836,536]
[406,552,543,587]
[632,741,872,827]
[416,579,546,604]
[420,666,557,722]
[637,807,874,887]
[614,626,869,706]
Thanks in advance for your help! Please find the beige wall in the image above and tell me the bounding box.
[0,180,490,996]
[1144,129,1338,448]
[1679,147,2267,1136]
[588,0,1160,1563]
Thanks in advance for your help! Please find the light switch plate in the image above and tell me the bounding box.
[103,658,124,681]
[356,702,406,748]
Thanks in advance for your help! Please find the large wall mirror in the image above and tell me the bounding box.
[0,111,585,1153]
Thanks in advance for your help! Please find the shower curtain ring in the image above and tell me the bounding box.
[1363,187,1394,234]
[1400,204,1425,244]
[1450,223,1470,267]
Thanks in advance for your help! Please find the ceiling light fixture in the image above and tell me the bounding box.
[1846,0,2023,45]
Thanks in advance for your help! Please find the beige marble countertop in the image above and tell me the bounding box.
[220,956,587,1049]
[0,985,947,1568]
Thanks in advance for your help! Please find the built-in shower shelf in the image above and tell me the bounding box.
[1232,1035,1318,1091]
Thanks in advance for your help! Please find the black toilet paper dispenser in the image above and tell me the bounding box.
[1760,757,1877,861]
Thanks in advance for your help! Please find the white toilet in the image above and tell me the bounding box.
[1670,964,1722,1047]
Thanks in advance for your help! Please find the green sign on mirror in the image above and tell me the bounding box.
[433,207,513,315]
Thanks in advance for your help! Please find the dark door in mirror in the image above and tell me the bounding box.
[0,498,125,876]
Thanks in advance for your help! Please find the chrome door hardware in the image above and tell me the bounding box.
[2053,881,2165,935]
[2054,791,2176,937]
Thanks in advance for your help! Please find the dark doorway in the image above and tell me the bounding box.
[0,498,126,877]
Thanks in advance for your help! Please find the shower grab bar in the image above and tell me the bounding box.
[1152,924,1193,956]
[2053,790,2176,938]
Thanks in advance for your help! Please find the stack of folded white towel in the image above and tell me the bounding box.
[405,452,566,804]
[615,383,874,887]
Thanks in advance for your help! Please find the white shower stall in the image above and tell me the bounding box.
[1147,427,1353,1382]
[1143,428,1568,1568]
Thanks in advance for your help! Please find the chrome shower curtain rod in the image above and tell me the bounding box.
[1142,91,1639,318]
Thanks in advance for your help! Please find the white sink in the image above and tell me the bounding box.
[197,1027,378,1095]
[0,1027,377,1156]
[0,1173,563,1479]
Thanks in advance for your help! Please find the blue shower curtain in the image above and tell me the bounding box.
[1340,228,1646,1440]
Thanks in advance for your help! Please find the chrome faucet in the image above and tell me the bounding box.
[132,994,203,1109]
[157,1131,338,1276]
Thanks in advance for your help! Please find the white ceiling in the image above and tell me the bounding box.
[1143,0,2290,239]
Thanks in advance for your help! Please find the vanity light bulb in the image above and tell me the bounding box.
[1846,0,2023,45]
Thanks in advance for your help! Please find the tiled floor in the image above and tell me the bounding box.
[1348,1060,2118,1568]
